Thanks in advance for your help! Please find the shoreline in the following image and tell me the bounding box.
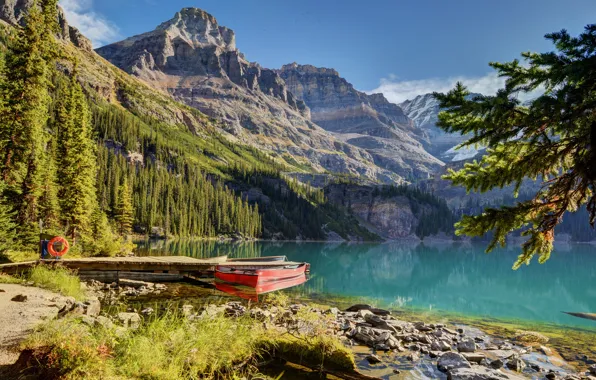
[1,272,595,379]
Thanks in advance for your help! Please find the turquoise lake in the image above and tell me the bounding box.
[135,240,596,329]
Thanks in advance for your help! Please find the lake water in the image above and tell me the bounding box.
[135,240,596,329]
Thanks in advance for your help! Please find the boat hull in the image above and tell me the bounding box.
[215,263,307,287]
[215,274,307,301]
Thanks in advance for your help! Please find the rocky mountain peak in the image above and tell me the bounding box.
[280,63,339,77]
[278,62,443,179]
[155,7,235,51]
[399,92,481,158]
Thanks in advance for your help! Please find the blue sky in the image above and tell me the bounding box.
[61,0,595,102]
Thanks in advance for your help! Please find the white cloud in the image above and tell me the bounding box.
[368,72,540,104]
[60,0,119,48]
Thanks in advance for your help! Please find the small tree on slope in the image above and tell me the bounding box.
[434,24,596,269]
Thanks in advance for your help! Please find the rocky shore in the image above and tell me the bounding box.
[80,279,595,380]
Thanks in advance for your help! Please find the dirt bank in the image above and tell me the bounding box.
[0,284,73,366]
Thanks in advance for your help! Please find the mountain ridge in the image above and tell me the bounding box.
[278,62,443,179]
[96,7,409,184]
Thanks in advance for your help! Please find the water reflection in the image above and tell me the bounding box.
[135,240,596,328]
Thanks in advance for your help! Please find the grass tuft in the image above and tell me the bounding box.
[0,273,22,284]
[21,304,357,379]
[27,266,85,300]
[116,311,270,379]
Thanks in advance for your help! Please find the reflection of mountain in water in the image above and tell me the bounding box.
[134,240,596,328]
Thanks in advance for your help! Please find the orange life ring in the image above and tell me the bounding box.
[48,236,70,257]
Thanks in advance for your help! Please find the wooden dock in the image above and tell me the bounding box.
[0,255,304,282]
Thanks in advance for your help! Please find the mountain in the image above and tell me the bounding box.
[0,0,92,51]
[399,93,471,159]
[278,63,443,180]
[96,8,402,184]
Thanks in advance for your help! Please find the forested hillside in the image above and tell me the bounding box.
[0,0,389,258]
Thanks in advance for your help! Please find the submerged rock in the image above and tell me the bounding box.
[346,304,390,316]
[447,366,525,379]
[438,352,472,373]
[366,354,382,364]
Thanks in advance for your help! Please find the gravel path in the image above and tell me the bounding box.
[0,284,72,366]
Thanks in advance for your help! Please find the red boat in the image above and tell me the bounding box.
[215,262,309,288]
[215,274,308,301]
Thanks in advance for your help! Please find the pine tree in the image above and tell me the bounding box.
[115,178,134,235]
[56,67,98,244]
[0,181,16,255]
[434,24,596,269]
[0,0,59,228]
[38,139,60,229]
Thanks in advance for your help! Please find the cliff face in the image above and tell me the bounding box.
[278,63,443,180]
[96,8,403,183]
[0,0,92,51]
[325,184,419,239]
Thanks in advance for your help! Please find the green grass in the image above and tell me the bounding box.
[21,305,357,379]
[0,273,22,284]
[0,265,85,300]
[116,311,270,379]
[27,266,85,300]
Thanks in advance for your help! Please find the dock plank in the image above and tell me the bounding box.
[0,255,304,276]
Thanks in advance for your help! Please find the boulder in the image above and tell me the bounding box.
[363,313,399,333]
[457,338,476,353]
[357,309,373,319]
[462,352,486,363]
[506,355,526,372]
[438,352,472,373]
[117,312,141,329]
[95,316,113,329]
[84,297,101,317]
[432,339,453,352]
[490,359,504,369]
[80,315,96,326]
[447,366,525,379]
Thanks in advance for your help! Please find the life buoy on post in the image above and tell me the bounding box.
[48,236,70,257]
